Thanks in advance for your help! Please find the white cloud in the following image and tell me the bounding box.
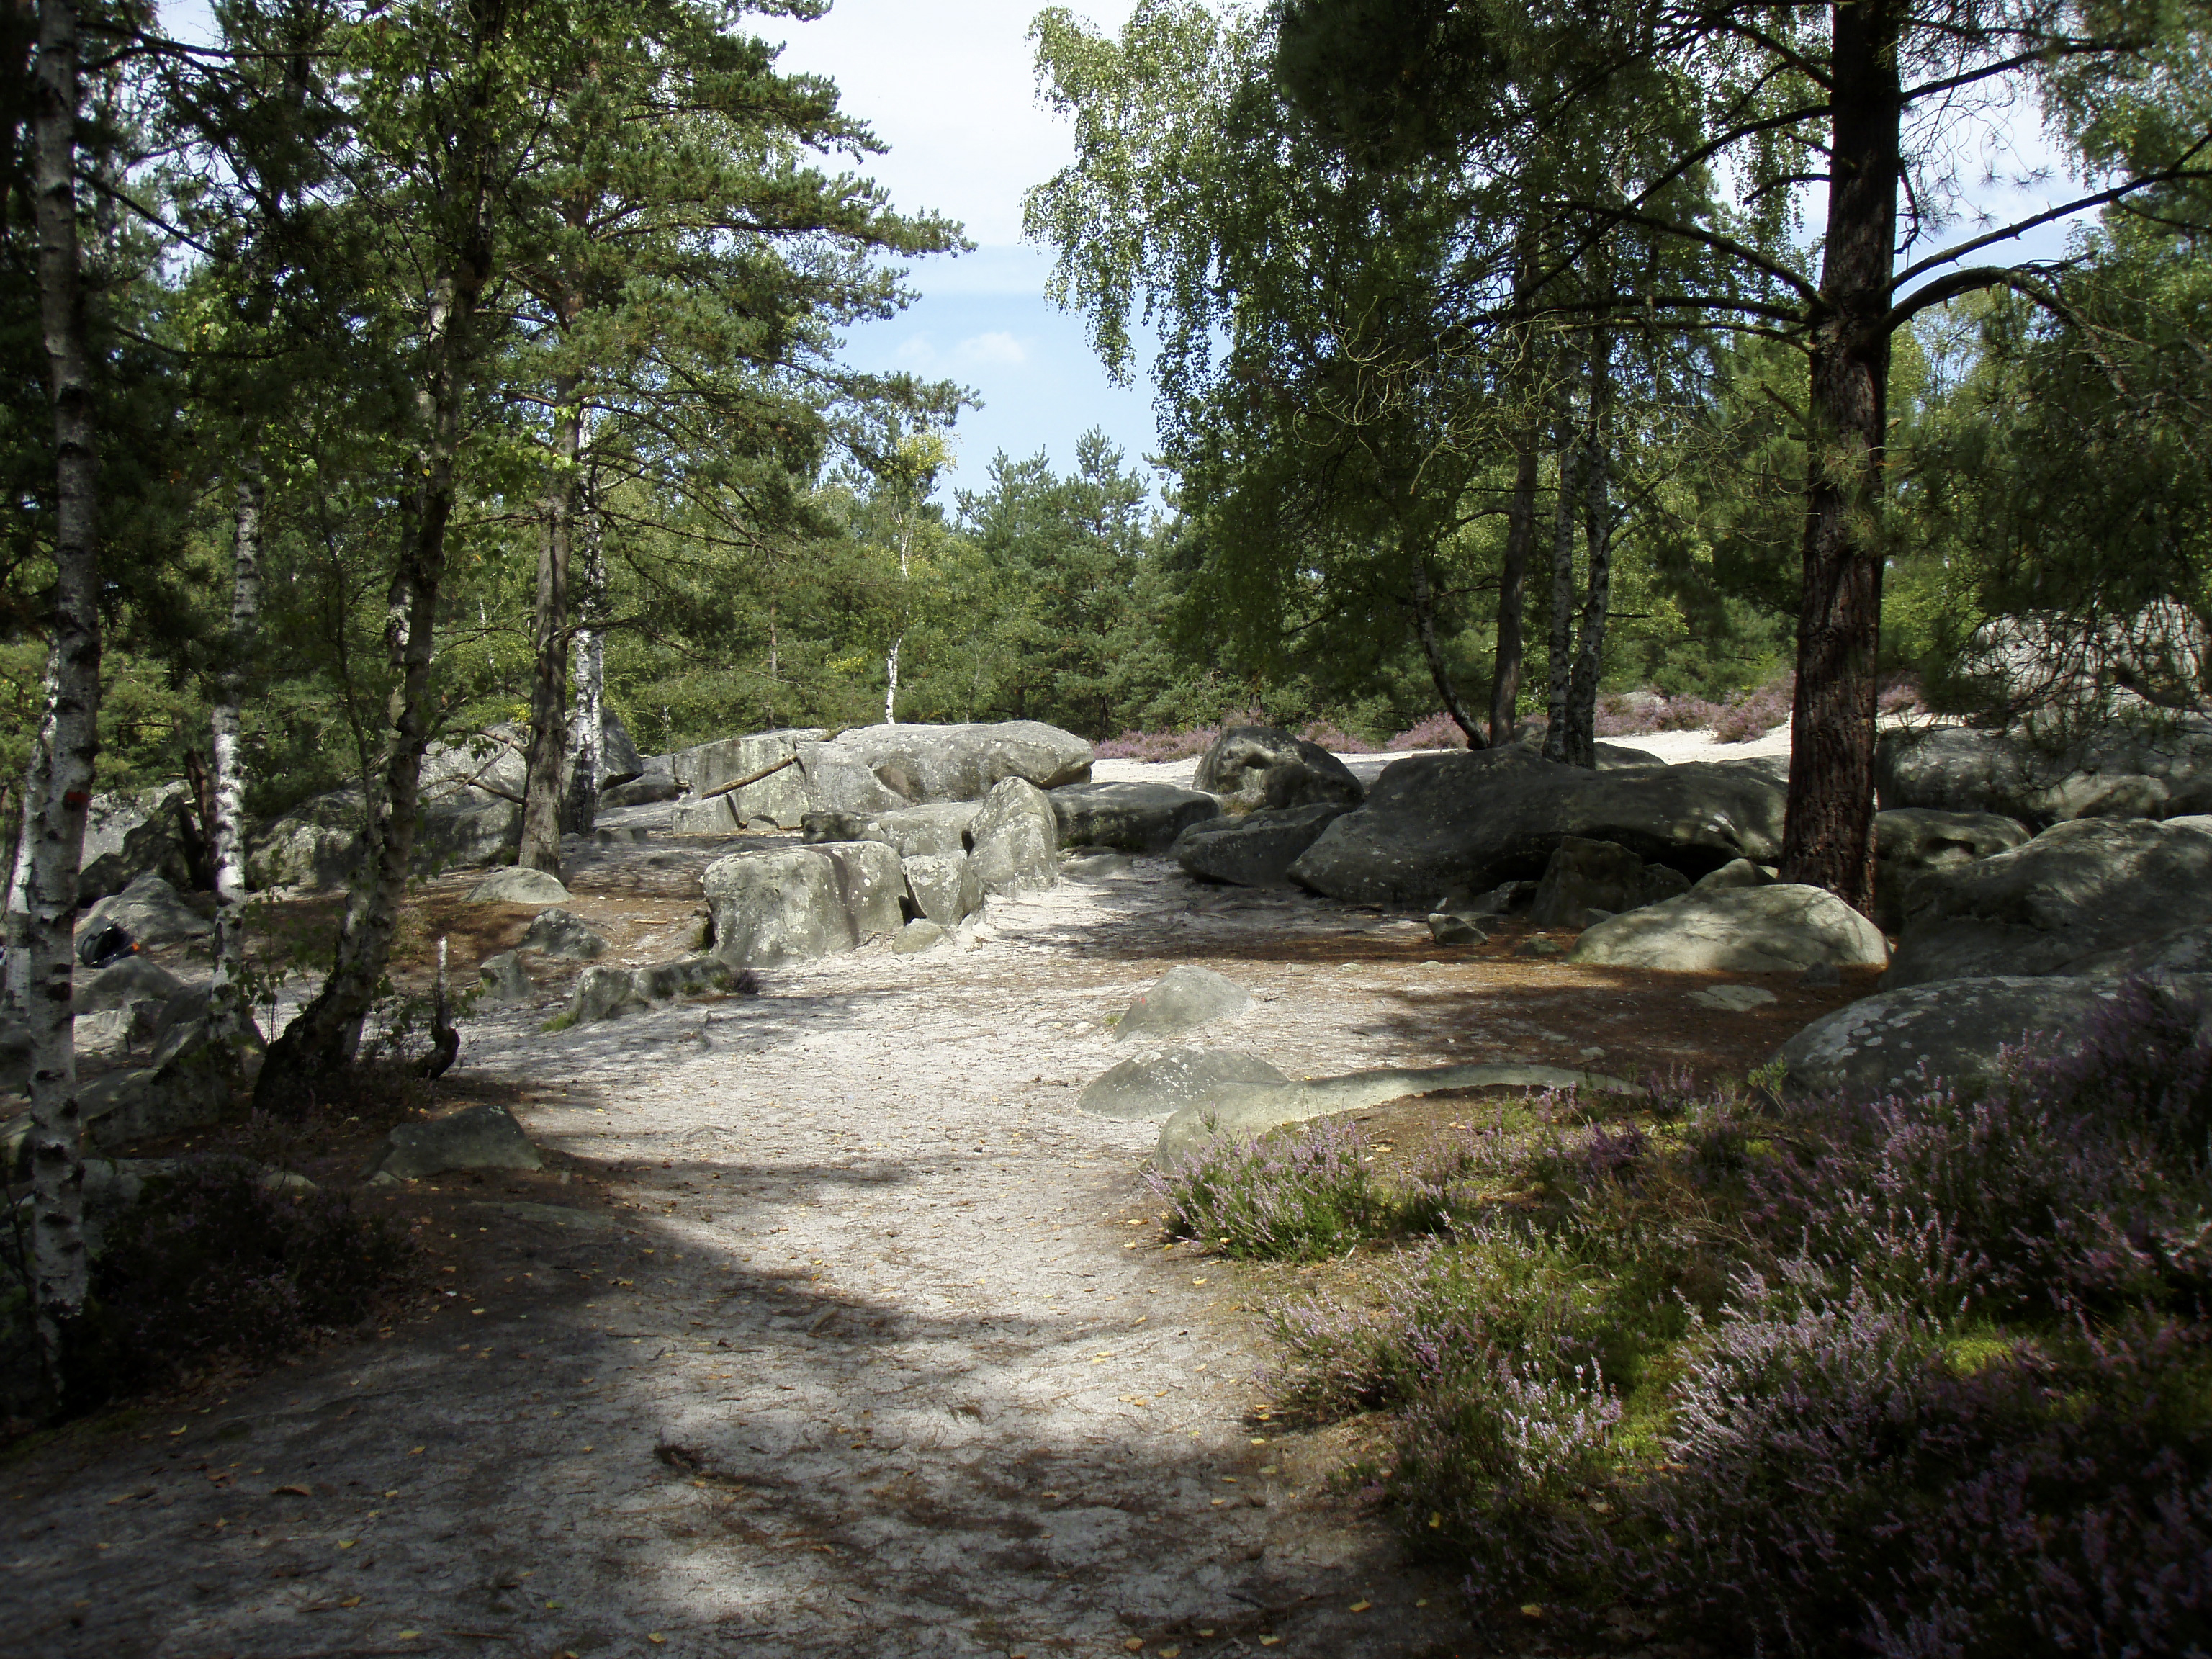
[957,331,1029,367]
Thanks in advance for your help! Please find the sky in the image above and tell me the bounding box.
[755,0,1156,507]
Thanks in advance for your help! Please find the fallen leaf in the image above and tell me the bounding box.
[397,1632,421,1642]
[648,1635,667,1645]
[272,1484,313,1497]
[408,1447,426,1456]
[1123,1642,1143,1653]
[1519,1604,1547,1619]
[1258,1638,1281,1647]
[1349,1601,1372,1612]
[336,1539,356,1550]
[338,1596,362,1607]
[1159,1649,1181,1658]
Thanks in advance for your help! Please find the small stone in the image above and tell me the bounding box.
[892,919,945,954]
[1798,962,1843,988]
[1113,966,1252,1043]
[1426,913,1488,945]
[1690,983,1779,1012]
[361,1103,541,1181]
[519,907,606,959]
[1517,935,1563,958]
[478,950,531,1004]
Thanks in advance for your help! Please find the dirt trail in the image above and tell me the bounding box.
[3,825,1854,1659]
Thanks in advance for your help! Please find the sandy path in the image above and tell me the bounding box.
[5,855,1489,1659]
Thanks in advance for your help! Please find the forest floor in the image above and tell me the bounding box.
[1,742,1863,1659]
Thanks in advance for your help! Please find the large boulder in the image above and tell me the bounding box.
[518,907,606,959]
[1772,975,2212,1101]
[967,778,1059,899]
[247,788,521,889]
[364,1102,541,1182]
[478,949,533,1004]
[900,853,982,928]
[1154,1061,1640,1161]
[1172,802,1354,888]
[1875,716,2212,827]
[702,840,907,968]
[1525,836,1690,930]
[78,784,200,902]
[1569,884,1889,973]
[1049,781,1220,854]
[76,956,187,1016]
[75,873,211,949]
[2061,921,2212,979]
[1872,807,2031,930]
[1076,1047,1290,1121]
[601,768,680,809]
[1194,726,1364,813]
[804,802,979,858]
[801,721,1093,815]
[563,954,752,1025]
[1288,750,1787,907]
[670,728,822,830]
[1882,817,2212,990]
[467,866,570,905]
[1112,966,1252,1045]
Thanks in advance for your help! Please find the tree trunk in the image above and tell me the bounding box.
[3,661,55,1018]
[1541,410,1580,763]
[1488,428,1538,747]
[1564,338,1615,770]
[207,469,265,1049]
[27,0,101,1389]
[1409,550,1480,744]
[256,238,491,1111]
[519,384,580,873]
[1779,0,1902,918]
[562,495,605,836]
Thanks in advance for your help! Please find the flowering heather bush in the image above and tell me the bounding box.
[1296,719,1378,754]
[1385,711,1473,751]
[1094,706,1272,762]
[1148,1116,1392,1260]
[1213,979,2212,1653]
[1588,676,1795,743]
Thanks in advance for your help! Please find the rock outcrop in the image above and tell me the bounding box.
[1171,803,1354,889]
[1569,884,1889,973]
[702,841,908,968]
[1049,781,1219,854]
[1193,726,1364,813]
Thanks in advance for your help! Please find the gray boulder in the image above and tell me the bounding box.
[247,788,522,889]
[1113,966,1253,1044]
[564,954,750,1025]
[702,840,907,968]
[595,707,646,789]
[601,769,680,808]
[803,801,979,858]
[1526,837,1690,929]
[364,1102,541,1182]
[79,784,199,903]
[519,907,606,959]
[77,956,187,1015]
[1076,1047,1290,1121]
[901,853,981,928]
[1773,974,2212,1101]
[1694,858,1776,892]
[1171,802,1354,888]
[1050,781,1220,854]
[75,873,212,949]
[1570,884,1889,973]
[1882,817,2212,989]
[478,950,532,1003]
[1873,807,2033,930]
[1289,750,1787,907]
[467,867,570,905]
[0,1018,29,1094]
[1193,726,1364,812]
[1427,912,1489,945]
[802,721,1093,814]
[1875,716,2212,827]
[967,778,1059,899]
[893,919,946,955]
[2061,921,2212,979]
[670,728,821,830]
[1154,1061,1641,1161]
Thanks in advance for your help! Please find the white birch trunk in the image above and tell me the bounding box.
[3,660,56,1018]
[564,497,605,835]
[207,472,264,1047]
[27,0,102,1381]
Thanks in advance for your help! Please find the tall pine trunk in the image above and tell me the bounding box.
[1542,401,1580,763]
[1488,430,1538,747]
[256,250,491,1110]
[27,0,101,1388]
[207,469,264,1048]
[1563,337,1615,769]
[1781,0,1901,917]
[519,385,579,873]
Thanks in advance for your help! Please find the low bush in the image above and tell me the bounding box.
[1189,980,2212,1654]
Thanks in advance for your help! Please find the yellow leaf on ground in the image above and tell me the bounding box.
[1258,1638,1281,1647]
[338,1596,362,1607]
[648,1635,667,1645]
[1123,1641,1143,1653]
[272,1484,312,1497]
[1349,1601,1372,1612]
[336,1539,355,1550]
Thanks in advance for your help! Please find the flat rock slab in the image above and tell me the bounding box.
[1050,781,1220,854]
[1570,884,1889,973]
[364,1102,542,1181]
[1172,802,1352,888]
[1690,983,1779,1012]
[1076,1046,1289,1120]
[467,867,570,905]
[1112,965,1252,1044]
[1155,1062,1642,1161]
[1773,974,2190,1100]
[75,873,212,948]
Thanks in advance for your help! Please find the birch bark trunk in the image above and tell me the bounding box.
[27,0,102,1385]
[519,385,580,873]
[562,497,605,836]
[3,663,55,1018]
[207,471,264,1048]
